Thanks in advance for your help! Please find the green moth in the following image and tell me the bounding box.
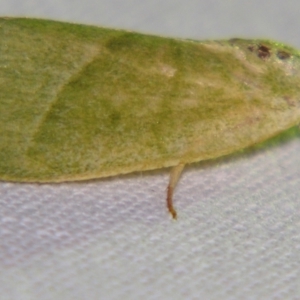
[1,18,300,218]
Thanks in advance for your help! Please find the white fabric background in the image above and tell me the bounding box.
[1,1,300,299]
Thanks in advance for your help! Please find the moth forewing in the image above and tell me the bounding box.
[1,18,300,218]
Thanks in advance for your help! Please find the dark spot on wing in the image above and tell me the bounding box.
[277,50,291,60]
[247,43,293,62]
[257,45,271,59]
[247,44,271,59]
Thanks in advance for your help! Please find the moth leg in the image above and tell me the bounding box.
[167,163,185,219]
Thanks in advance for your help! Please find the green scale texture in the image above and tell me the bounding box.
[1,18,300,181]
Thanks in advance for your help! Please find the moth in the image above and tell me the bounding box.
[1,17,300,218]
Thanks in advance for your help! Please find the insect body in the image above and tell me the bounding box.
[1,18,300,218]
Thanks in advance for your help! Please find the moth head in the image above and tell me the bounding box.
[229,38,300,76]
[227,39,300,108]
